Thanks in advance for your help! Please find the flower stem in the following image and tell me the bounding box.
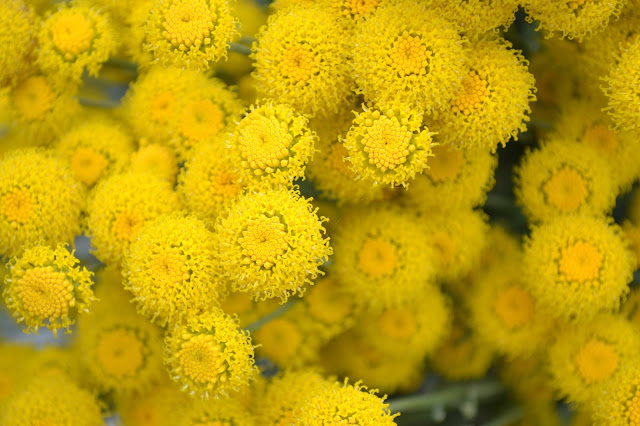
[229,42,252,56]
[244,299,298,333]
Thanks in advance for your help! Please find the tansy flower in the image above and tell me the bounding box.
[515,138,616,223]
[164,309,256,399]
[548,314,640,404]
[0,344,35,404]
[323,0,384,24]
[131,143,179,185]
[221,290,280,328]
[429,36,536,151]
[603,37,640,135]
[121,0,155,68]
[179,396,256,425]
[332,205,436,311]
[0,376,103,426]
[0,1,37,88]
[522,215,635,321]
[251,3,354,116]
[56,119,135,187]
[116,381,194,426]
[229,101,316,185]
[302,275,357,340]
[432,0,520,33]
[215,185,331,302]
[3,244,95,336]
[0,149,84,257]
[593,368,640,426]
[343,104,435,188]
[123,213,222,327]
[85,172,182,265]
[144,0,237,70]
[352,0,466,115]
[37,5,116,86]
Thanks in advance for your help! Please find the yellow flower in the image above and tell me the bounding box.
[0,344,35,403]
[215,185,332,301]
[593,368,640,426]
[131,143,179,185]
[303,275,357,339]
[430,36,536,151]
[56,118,135,187]
[603,38,640,136]
[254,316,317,367]
[144,0,237,70]
[180,396,256,425]
[123,213,222,327]
[0,0,38,88]
[229,101,316,186]
[515,138,617,223]
[323,0,384,24]
[343,104,435,188]
[0,149,84,257]
[499,355,556,406]
[431,0,520,33]
[352,0,466,115]
[164,309,256,399]
[3,244,95,336]
[523,215,635,321]
[251,3,354,116]
[221,290,280,329]
[116,381,193,426]
[37,5,116,85]
[85,172,182,265]
[548,314,640,404]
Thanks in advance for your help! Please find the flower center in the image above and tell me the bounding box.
[256,318,302,362]
[1,189,35,224]
[238,215,289,269]
[387,31,430,77]
[493,285,535,329]
[343,0,380,21]
[451,71,490,115]
[280,45,318,83]
[161,0,216,50]
[50,12,95,58]
[71,147,109,186]
[178,333,227,384]
[113,211,145,242]
[328,143,355,178]
[15,267,74,321]
[626,388,640,425]
[426,145,464,182]
[238,115,293,176]
[559,241,603,283]
[357,236,398,279]
[209,170,241,200]
[180,99,224,142]
[148,250,187,288]
[379,309,416,340]
[584,124,619,154]
[96,329,145,379]
[574,338,618,384]
[13,76,55,121]
[543,166,589,212]
[432,232,454,268]
[307,278,352,324]
[362,112,414,172]
[150,92,175,123]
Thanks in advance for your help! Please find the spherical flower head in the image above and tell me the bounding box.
[603,38,640,136]
[85,172,182,265]
[251,3,354,116]
[0,149,84,257]
[352,0,466,115]
[0,1,38,88]
[432,0,520,33]
[123,213,222,327]
[164,309,256,399]
[144,0,238,70]
[230,101,317,186]
[523,215,635,321]
[431,36,536,151]
[131,142,179,185]
[179,395,256,425]
[343,104,434,188]
[116,382,194,426]
[592,367,640,426]
[303,275,356,339]
[515,138,617,223]
[37,5,116,85]
[3,244,94,336]
[324,0,383,23]
[548,314,640,404]
[0,375,103,426]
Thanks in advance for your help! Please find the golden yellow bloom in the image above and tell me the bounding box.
[144,0,237,70]
[343,104,434,188]
[0,344,35,403]
[515,138,616,223]
[85,172,182,265]
[230,101,316,185]
[323,0,384,23]
[548,314,640,404]
[603,38,640,135]
[523,215,635,321]
[593,368,640,426]
[303,275,357,340]
[352,0,466,115]
[37,5,116,85]
[164,309,256,399]
[215,186,331,301]
[254,314,321,367]
[251,3,354,116]
[3,244,95,336]
[432,0,520,33]
[123,213,222,327]
[131,142,179,185]
[0,149,84,257]
[116,381,193,426]
[179,396,256,425]
[0,1,37,87]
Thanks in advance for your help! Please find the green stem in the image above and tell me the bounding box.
[244,299,298,333]
[239,35,257,45]
[484,193,517,212]
[482,406,523,426]
[77,97,119,109]
[229,43,252,56]
[105,57,139,73]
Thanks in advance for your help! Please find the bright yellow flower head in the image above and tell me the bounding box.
[0,1,37,88]
[432,0,520,33]
[303,275,356,339]
[85,172,182,265]
[215,185,332,301]
[164,309,256,399]
[352,0,466,115]
[323,0,384,23]
[251,3,354,116]
[0,149,84,257]
[123,213,222,327]
[230,101,317,185]
[179,396,256,425]
[116,381,193,426]
[3,244,95,336]
[254,313,321,367]
[343,104,434,188]
[523,215,635,321]
[593,368,640,426]
[144,0,238,70]
[515,138,617,223]
[603,37,640,136]
[131,143,179,185]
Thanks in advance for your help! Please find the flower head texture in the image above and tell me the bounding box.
[131,143,179,184]
[432,0,520,33]
[0,1,38,88]
[0,149,84,257]
[178,396,256,425]
[116,382,193,426]
[603,37,640,135]
[593,368,640,425]
[164,309,256,399]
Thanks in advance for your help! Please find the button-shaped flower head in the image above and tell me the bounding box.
[603,37,640,136]
[0,0,37,87]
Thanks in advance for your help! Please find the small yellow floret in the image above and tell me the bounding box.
[0,1,37,87]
